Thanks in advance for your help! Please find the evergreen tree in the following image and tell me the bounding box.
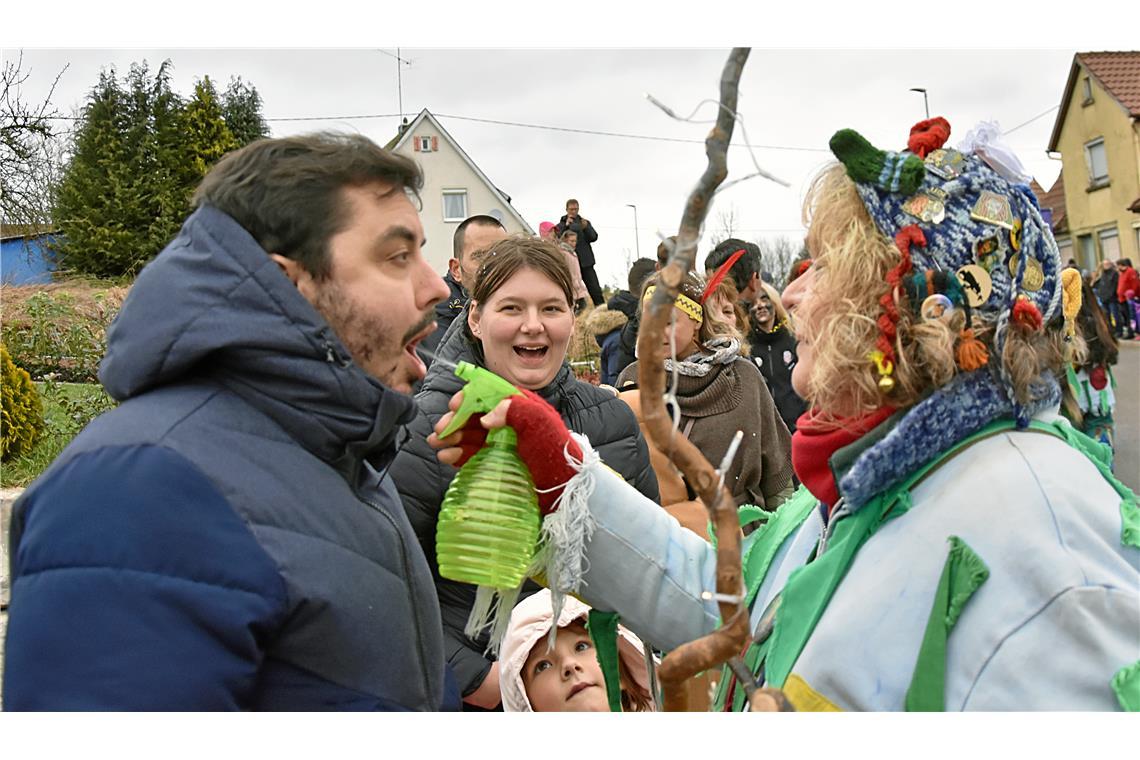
[51,68,142,278]
[221,76,270,147]
[177,77,238,202]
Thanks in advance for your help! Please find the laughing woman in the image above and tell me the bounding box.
[392,236,658,710]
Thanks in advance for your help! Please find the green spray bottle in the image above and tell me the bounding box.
[435,361,542,589]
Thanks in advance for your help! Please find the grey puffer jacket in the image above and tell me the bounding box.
[393,311,659,699]
[4,205,453,711]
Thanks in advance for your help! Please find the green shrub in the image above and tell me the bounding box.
[1,344,46,460]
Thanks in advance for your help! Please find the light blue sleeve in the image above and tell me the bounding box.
[575,464,722,652]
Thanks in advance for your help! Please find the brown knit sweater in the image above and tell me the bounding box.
[617,357,794,510]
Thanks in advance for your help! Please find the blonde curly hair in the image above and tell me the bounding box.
[798,163,1081,424]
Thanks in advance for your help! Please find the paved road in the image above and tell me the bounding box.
[1112,341,1139,494]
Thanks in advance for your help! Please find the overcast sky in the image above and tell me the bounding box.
[5,5,1135,288]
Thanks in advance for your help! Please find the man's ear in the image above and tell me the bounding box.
[749,271,762,294]
[467,300,482,338]
[447,257,463,285]
[269,253,318,300]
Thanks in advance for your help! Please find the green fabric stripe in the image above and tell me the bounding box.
[1121,500,1140,549]
[1111,660,1140,712]
[905,537,990,712]
[586,610,623,712]
[742,487,818,609]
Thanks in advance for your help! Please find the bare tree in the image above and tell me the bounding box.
[709,202,740,247]
[756,235,803,288]
[1,51,69,228]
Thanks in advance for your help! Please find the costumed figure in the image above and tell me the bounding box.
[431,116,1140,712]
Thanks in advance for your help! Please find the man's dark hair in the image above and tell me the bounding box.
[704,238,762,293]
[627,258,657,293]
[1118,258,1133,268]
[453,214,506,260]
[193,132,422,281]
[565,198,579,207]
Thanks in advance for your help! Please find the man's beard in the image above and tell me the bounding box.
[310,278,433,391]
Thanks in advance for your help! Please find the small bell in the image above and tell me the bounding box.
[878,375,896,392]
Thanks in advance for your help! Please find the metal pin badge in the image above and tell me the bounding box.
[956,264,993,308]
[921,293,954,321]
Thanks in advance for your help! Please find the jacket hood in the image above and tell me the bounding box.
[607,290,639,320]
[498,589,652,712]
[584,305,628,337]
[100,204,416,472]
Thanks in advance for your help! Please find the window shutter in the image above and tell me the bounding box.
[432,136,439,151]
[413,138,420,152]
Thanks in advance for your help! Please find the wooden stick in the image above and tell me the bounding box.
[636,47,788,712]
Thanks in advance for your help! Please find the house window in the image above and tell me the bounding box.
[1056,237,1076,269]
[1098,227,1120,262]
[1084,138,1109,189]
[415,136,438,152]
[442,190,468,222]
[1081,76,1093,105]
[1078,234,1096,268]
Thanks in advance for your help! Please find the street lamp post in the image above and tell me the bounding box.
[910,87,929,119]
[625,203,641,259]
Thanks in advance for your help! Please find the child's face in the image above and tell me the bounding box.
[522,623,609,712]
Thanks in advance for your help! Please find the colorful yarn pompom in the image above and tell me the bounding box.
[907,117,951,159]
[1011,296,1043,332]
[956,328,989,371]
[830,129,926,195]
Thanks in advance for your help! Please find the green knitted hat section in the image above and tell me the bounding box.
[586,609,624,712]
[830,128,926,196]
[830,129,884,184]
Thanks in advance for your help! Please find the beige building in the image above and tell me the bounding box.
[1046,51,1140,271]
[387,109,533,274]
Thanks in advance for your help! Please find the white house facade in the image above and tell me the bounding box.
[389,109,533,274]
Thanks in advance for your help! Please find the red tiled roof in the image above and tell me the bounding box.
[1080,52,1140,116]
[1048,51,1140,152]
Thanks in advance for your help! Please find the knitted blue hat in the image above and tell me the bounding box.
[829,117,1063,424]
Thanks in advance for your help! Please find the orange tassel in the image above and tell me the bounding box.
[957,328,989,371]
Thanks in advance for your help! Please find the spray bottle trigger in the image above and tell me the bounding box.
[438,361,523,438]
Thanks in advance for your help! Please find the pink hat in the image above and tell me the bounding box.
[539,221,556,236]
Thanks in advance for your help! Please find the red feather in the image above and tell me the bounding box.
[701,249,746,304]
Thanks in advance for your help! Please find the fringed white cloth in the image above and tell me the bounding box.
[533,431,601,648]
[464,431,603,656]
[957,120,1032,184]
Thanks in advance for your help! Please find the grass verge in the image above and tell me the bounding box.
[1,381,115,488]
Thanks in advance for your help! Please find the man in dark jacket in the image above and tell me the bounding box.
[421,215,507,360]
[557,198,603,306]
[1094,259,1121,335]
[393,309,658,709]
[3,134,460,710]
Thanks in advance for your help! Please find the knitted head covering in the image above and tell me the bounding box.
[829,117,1063,422]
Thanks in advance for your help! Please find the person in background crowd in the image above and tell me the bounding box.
[1115,258,1138,339]
[1093,258,1121,336]
[703,274,751,347]
[617,270,793,524]
[557,198,603,306]
[559,228,590,313]
[748,280,808,432]
[585,257,656,387]
[4,132,459,710]
[1062,280,1119,452]
[498,589,655,712]
[393,236,658,711]
[703,238,764,304]
[788,256,814,284]
[421,215,507,359]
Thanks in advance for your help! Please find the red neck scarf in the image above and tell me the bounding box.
[791,406,896,514]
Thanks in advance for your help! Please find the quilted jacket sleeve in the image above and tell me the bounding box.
[3,445,287,710]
